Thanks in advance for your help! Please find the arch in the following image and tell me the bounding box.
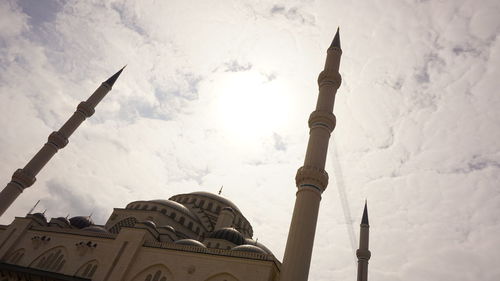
[109,217,138,234]
[29,246,68,272]
[6,248,25,264]
[205,272,240,281]
[130,264,173,281]
[75,259,99,279]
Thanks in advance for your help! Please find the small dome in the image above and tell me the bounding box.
[55,217,70,225]
[69,216,94,229]
[244,238,273,255]
[231,244,267,254]
[30,212,47,222]
[174,239,206,248]
[160,225,175,232]
[140,220,157,229]
[208,227,245,245]
[82,225,108,233]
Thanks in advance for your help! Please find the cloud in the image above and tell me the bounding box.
[0,1,500,281]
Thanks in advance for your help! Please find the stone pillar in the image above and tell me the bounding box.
[280,29,342,281]
[356,202,371,281]
[0,67,125,217]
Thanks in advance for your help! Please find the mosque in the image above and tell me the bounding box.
[0,30,371,281]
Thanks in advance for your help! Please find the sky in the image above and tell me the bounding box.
[1,0,499,280]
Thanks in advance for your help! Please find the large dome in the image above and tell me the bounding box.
[170,191,241,213]
[127,199,196,219]
[208,227,245,245]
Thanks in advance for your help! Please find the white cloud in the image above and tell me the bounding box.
[1,0,500,281]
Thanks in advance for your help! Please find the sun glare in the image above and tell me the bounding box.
[214,71,289,141]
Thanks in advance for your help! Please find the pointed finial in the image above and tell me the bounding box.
[218,185,223,195]
[27,199,41,215]
[104,65,126,87]
[328,27,341,50]
[361,200,369,225]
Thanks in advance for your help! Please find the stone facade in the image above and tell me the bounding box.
[0,192,280,281]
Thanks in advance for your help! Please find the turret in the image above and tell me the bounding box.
[0,67,125,217]
[215,207,235,229]
[356,201,371,281]
[280,28,343,281]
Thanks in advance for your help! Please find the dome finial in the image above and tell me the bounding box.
[329,27,341,50]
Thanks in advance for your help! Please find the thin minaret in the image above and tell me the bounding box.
[0,67,125,217]
[357,201,371,281]
[281,28,342,281]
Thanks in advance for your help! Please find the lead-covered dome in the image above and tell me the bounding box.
[82,225,108,233]
[69,216,94,229]
[231,244,267,254]
[171,191,241,212]
[208,227,245,245]
[174,239,206,248]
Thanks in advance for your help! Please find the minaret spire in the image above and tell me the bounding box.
[0,67,125,217]
[281,29,343,281]
[357,201,371,281]
[329,27,341,49]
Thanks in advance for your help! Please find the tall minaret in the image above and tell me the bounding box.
[280,29,342,281]
[357,202,371,281]
[0,67,125,217]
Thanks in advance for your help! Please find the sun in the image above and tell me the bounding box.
[214,71,289,141]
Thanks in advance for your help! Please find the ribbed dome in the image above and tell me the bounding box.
[231,244,267,254]
[172,191,241,213]
[69,216,94,229]
[208,227,245,245]
[148,200,195,218]
[82,225,108,233]
[174,239,206,248]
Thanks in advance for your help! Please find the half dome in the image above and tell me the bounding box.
[208,227,245,245]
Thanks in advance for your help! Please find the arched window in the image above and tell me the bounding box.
[151,206,157,211]
[208,202,213,211]
[170,212,176,219]
[187,221,193,229]
[75,260,99,279]
[30,247,67,272]
[179,217,185,225]
[215,206,221,213]
[195,227,200,234]
[135,205,141,210]
[142,205,148,210]
[199,200,205,208]
[160,209,166,215]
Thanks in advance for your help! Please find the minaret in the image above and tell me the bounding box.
[0,67,125,217]
[281,29,342,281]
[357,202,371,281]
